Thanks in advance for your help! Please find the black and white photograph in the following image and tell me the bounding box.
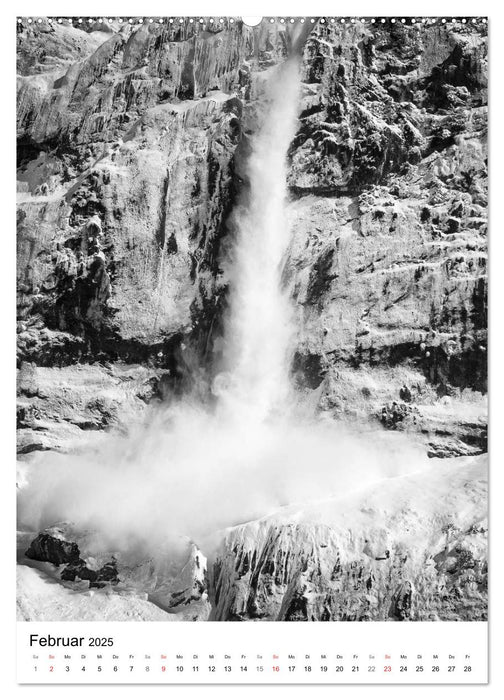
[16,15,488,625]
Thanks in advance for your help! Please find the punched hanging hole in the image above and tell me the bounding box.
[242,17,263,26]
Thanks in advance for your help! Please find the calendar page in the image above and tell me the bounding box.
[16,13,488,685]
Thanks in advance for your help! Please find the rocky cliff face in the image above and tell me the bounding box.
[17,21,248,366]
[286,19,487,457]
[17,19,294,452]
[17,18,487,456]
[17,18,487,621]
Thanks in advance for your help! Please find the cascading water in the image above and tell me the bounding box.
[18,38,429,556]
[215,56,302,423]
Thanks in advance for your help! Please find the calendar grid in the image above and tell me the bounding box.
[17,621,488,684]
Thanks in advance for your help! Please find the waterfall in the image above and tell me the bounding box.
[18,32,430,555]
[216,57,302,423]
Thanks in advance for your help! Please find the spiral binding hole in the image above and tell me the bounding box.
[17,16,489,28]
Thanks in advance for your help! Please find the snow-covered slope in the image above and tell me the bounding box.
[17,526,210,622]
[211,455,487,621]
[17,455,486,622]
[17,565,178,621]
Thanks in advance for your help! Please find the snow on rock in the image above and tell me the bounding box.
[19,524,210,621]
[18,456,487,623]
[211,455,487,621]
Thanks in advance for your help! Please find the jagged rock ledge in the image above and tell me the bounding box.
[211,455,487,621]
